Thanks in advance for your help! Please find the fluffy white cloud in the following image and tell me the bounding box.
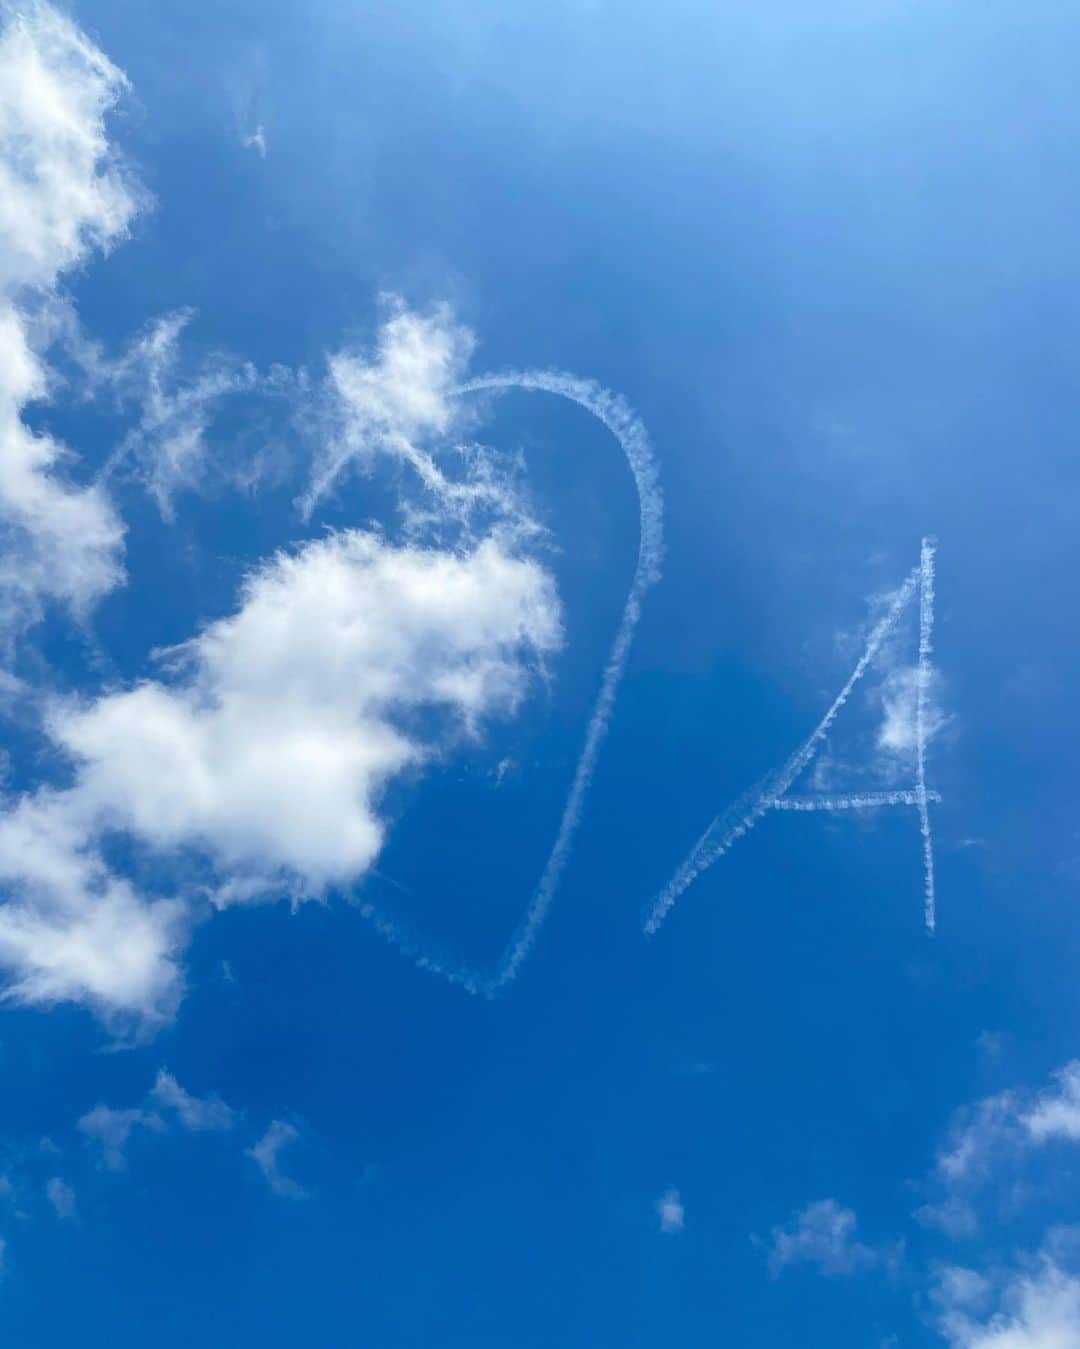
[0,7,561,1032]
[0,526,561,1023]
[0,791,186,1024]
[53,528,560,896]
[935,1256,1080,1349]
[0,0,142,633]
[246,1120,306,1199]
[769,1199,900,1278]
[0,1,138,289]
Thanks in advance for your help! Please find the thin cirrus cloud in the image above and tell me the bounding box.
[97,308,261,518]
[78,1104,163,1173]
[246,1120,307,1200]
[77,1069,235,1170]
[768,1199,901,1279]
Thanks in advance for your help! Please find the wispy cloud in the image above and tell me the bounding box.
[656,1188,684,1234]
[45,1175,75,1219]
[1023,1063,1080,1143]
[773,1064,1080,1344]
[246,1120,306,1199]
[98,309,260,516]
[77,1070,234,1168]
[918,1060,1080,1238]
[149,1070,236,1132]
[768,1199,902,1279]
[301,297,478,520]
[243,124,267,158]
[78,1104,162,1171]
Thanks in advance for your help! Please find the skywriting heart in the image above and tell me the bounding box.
[356,369,664,996]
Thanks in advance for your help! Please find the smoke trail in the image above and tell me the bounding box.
[770,790,941,812]
[914,537,937,931]
[643,776,773,936]
[645,566,919,934]
[356,370,663,995]
[458,372,662,992]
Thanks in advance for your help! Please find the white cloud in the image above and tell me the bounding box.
[877,664,945,759]
[0,791,186,1026]
[918,1195,981,1240]
[149,1069,235,1132]
[77,1069,235,1167]
[0,13,562,1032]
[103,309,259,516]
[656,1188,684,1234]
[919,1061,1080,1238]
[45,1175,75,1219]
[934,1255,1080,1348]
[936,1091,1024,1190]
[304,298,473,509]
[769,1200,900,1278]
[301,298,532,540]
[0,526,560,1025]
[0,1,139,289]
[0,0,143,634]
[243,124,267,158]
[1023,1063,1080,1144]
[78,1103,161,1170]
[52,529,560,897]
[246,1120,306,1199]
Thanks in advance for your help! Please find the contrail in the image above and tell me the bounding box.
[770,790,942,812]
[642,776,772,936]
[358,370,663,995]
[914,537,937,931]
[644,565,920,935]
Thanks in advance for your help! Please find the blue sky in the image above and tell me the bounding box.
[1,1,1080,1345]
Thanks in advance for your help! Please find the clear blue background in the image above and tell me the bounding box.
[3,1,1079,1344]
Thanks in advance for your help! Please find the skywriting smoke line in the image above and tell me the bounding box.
[644,565,920,935]
[357,370,663,996]
[915,537,937,932]
[770,790,942,812]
